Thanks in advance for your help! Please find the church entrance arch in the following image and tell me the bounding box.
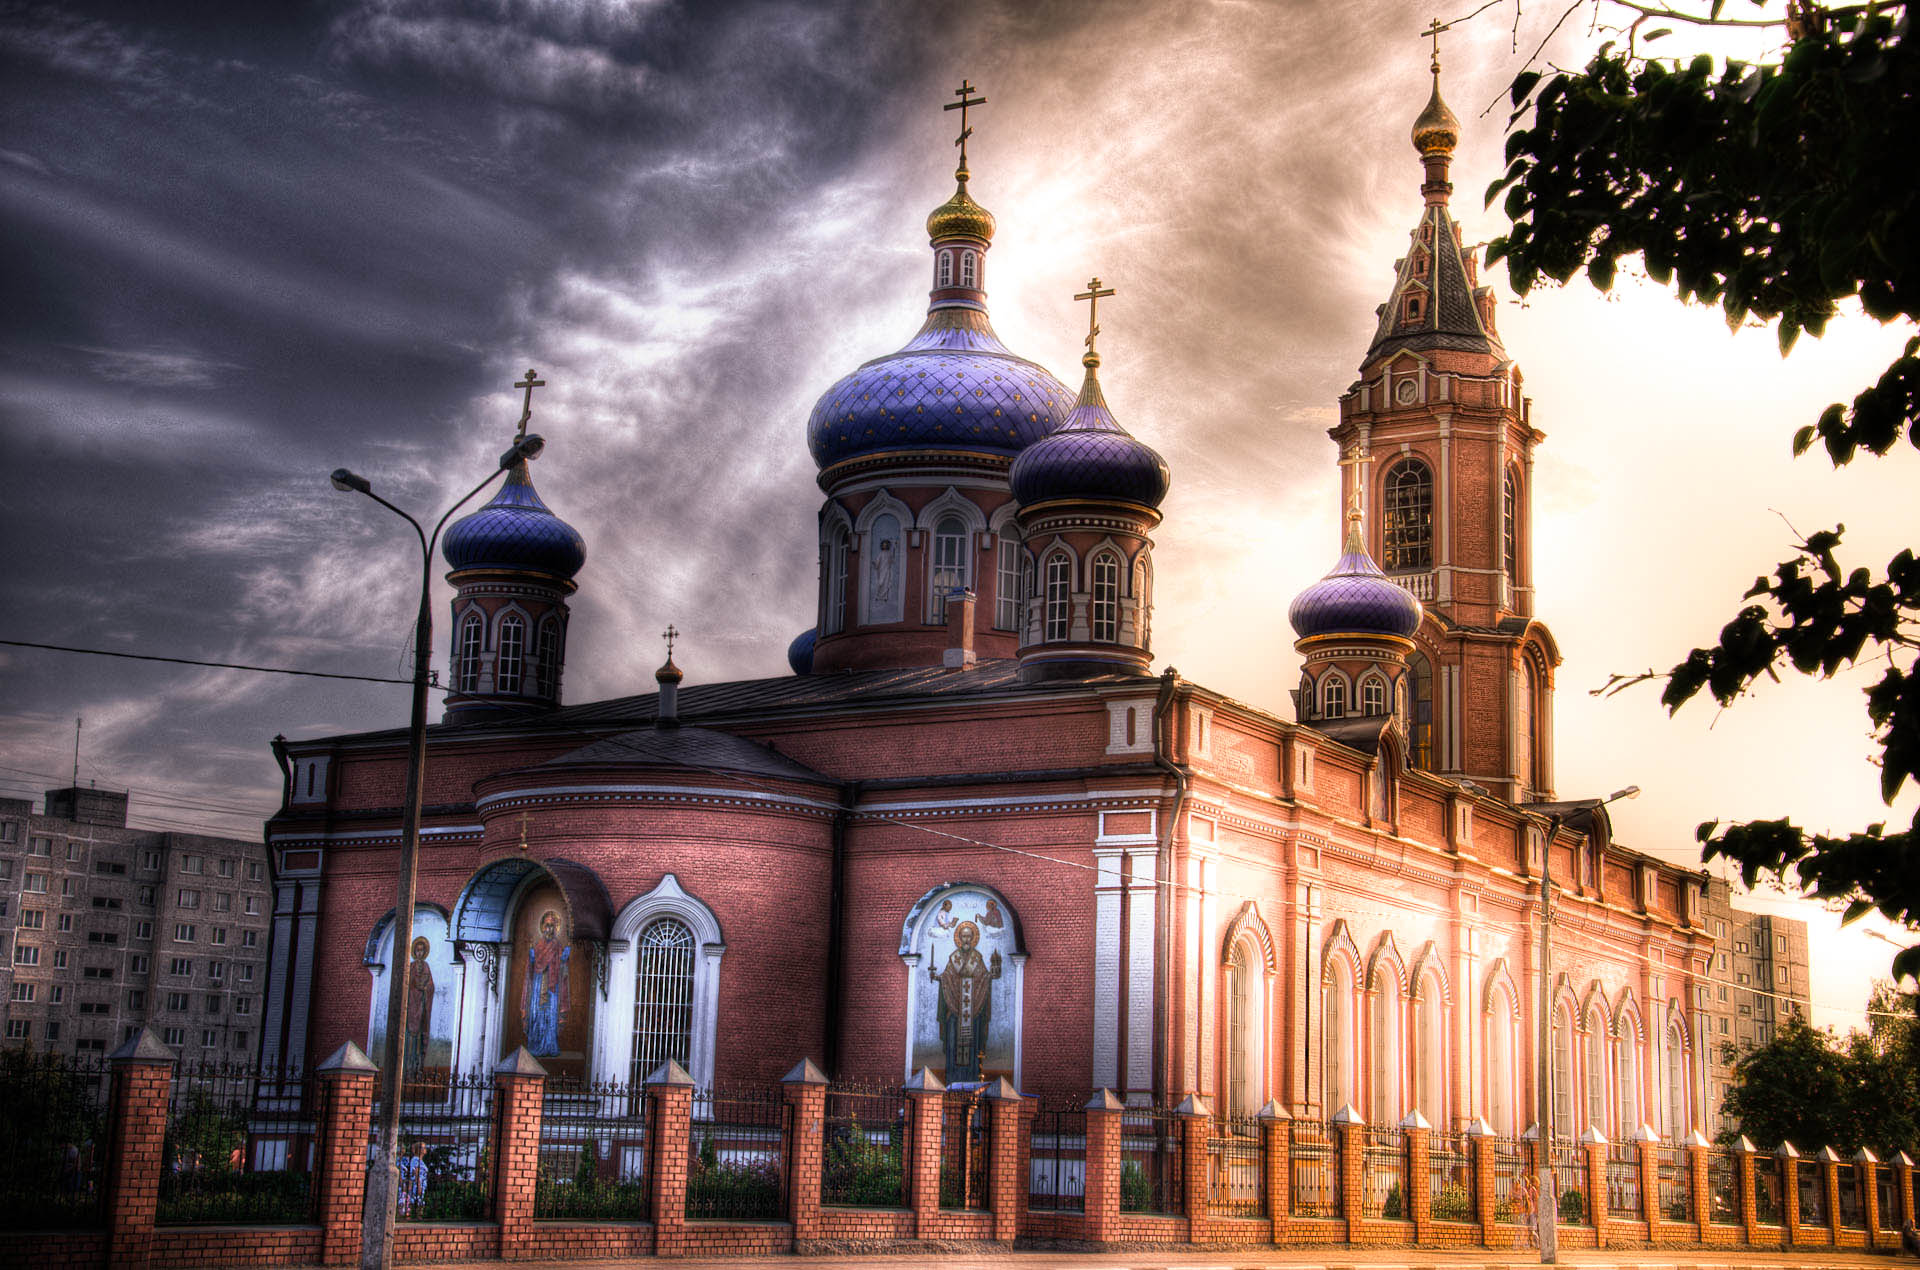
[450,856,613,1083]
[899,883,1026,1088]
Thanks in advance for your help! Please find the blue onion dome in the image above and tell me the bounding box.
[442,459,586,579]
[1288,513,1423,640]
[787,627,816,675]
[1010,353,1169,511]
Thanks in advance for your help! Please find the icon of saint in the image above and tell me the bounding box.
[933,899,957,932]
[403,935,434,1076]
[979,899,1004,929]
[929,920,1001,1082]
[523,910,570,1056]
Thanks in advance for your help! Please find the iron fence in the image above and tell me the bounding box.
[0,1049,110,1230]
[1796,1158,1826,1226]
[1657,1143,1687,1222]
[821,1082,906,1208]
[1550,1142,1589,1225]
[688,1085,789,1220]
[377,1071,496,1222]
[1428,1130,1475,1223]
[1605,1141,1641,1218]
[1026,1103,1085,1213]
[1360,1126,1407,1220]
[1838,1161,1867,1229]
[533,1077,650,1221]
[1753,1154,1784,1225]
[1874,1163,1897,1232]
[1707,1150,1740,1225]
[1290,1119,1340,1218]
[937,1091,988,1211]
[1119,1104,1184,1216]
[158,1062,315,1225]
[1492,1137,1529,1225]
[1207,1113,1263,1218]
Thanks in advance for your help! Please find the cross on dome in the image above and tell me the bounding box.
[662,624,679,659]
[944,79,986,181]
[1422,16,1445,75]
[1337,444,1374,550]
[513,367,545,440]
[1075,276,1115,367]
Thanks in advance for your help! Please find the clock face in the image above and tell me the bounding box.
[1395,378,1418,405]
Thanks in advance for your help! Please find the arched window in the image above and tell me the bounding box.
[1584,1011,1609,1134]
[1361,676,1387,717]
[456,612,484,693]
[995,537,1021,631]
[1090,552,1120,642]
[1487,984,1517,1135]
[1321,675,1347,720]
[1663,1022,1689,1140]
[824,525,850,635]
[1369,967,1402,1124]
[865,512,903,625]
[1226,943,1252,1117]
[630,917,695,1084]
[960,250,977,288]
[1382,460,1433,571]
[1503,466,1520,595]
[1413,977,1444,1123]
[1516,659,1536,797]
[1043,552,1072,642]
[1406,653,1433,769]
[1325,958,1354,1111]
[532,618,560,697]
[496,616,525,693]
[1552,1007,1575,1138]
[1020,554,1035,636]
[929,514,969,622]
[1133,553,1151,649]
[1616,1022,1641,1137]
[937,250,953,287]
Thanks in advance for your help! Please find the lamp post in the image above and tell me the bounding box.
[331,432,544,1270]
[1532,783,1638,1264]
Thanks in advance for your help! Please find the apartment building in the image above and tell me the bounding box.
[1699,876,1813,1134]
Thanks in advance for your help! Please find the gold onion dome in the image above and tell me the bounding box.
[1411,76,1460,155]
[926,177,996,243]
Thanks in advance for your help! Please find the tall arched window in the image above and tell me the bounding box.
[929,515,969,621]
[1585,1011,1609,1134]
[532,618,559,697]
[960,250,977,287]
[1503,466,1520,595]
[1020,554,1036,635]
[1552,1007,1575,1138]
[1325,958,1354,1112]
[1413,978,1444,1123]
[1361,676,1387,716]
[1321,675,1347,720]
[1133,554,1151,649]
[1382,459,1433,571]
[1406,652,1433,769]
[1487,984,1517,1135]
[1616,1023,1642,1137]
[496,615,526,693]
[1043,552,1072,641]
[630,917,695,1084]
[995,537,1021,630]
[937,250,953,287]
[1663,1022,1689,1140]
[824,525,850,634]
[1516,659,1536,796]
[1226,943,1252,1117]
[1369,968,1402,1124]
[456,612,484,693]
[1090,552,1120,642]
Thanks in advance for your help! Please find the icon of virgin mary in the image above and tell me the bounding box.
[523,909,570,1056]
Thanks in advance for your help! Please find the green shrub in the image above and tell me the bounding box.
[687,1152,783,1219]
[156,1169,311,1225]
[822,1120,903,1207]
[1559,1186,1586,1224]
[1119,1160,1153,1212]
[1432,1181,1473,1222]
[1382,1182,1404,1219]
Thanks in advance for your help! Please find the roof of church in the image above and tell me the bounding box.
[1363,202,1505,365]
[531,725,836,785]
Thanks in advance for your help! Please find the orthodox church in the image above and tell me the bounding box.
[263,70,1712,1141]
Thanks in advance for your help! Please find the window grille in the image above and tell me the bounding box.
[1503,467,1520,592]
[1226,947,1248,1117]
[1382,460,1433,570]
[1043,554,1072,641]
[497,617,525,693]
[630,918,696,1084]
[995,537,1021,630]
[929,516,968,621]
[1090,553,1120,642]
[959,250,976,288]
[1362,677,1386,716]
[456,614,483,693]
[1321,676,1346,720]
[937,250,952,287]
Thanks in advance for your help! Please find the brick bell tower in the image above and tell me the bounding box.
[1327,53,1559,802]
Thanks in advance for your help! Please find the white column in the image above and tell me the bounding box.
[1125,847,1158,1101]
[1092,847,1125,1090]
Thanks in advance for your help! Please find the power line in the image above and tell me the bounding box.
[1,638,412,685]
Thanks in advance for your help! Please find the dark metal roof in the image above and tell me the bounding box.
[532,726,837,786]
[1365,203,1505,365]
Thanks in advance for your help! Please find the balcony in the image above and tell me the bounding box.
[1388,570,1434,601]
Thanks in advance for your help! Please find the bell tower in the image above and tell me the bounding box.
[1327,46,1559,803]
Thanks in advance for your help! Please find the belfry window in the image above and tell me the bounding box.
[1043,553,1072,642]
[497,616,525,693]
[825,526,850,635]
[1321,675,1346,720]
[456,613,483,693]
[630,917,695,1085]
[533,619,559,697]
[1503,466,1520,595]
[1405,653,1433,770]
[995,537,1021,631]
[960,250,976,288]
[1382,460,1433,571]
[929,515,969,622]
[937,250,953,287]
[1360,676,1386,716]
[1090,552,1120,642]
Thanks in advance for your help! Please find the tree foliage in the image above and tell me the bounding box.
[1718,989,1920,1155]
[1487,2,1920,978]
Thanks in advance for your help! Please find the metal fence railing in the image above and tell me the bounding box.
[1206,1114,1263,1218]
[1429,1130,1475,1223]
[1874,1164,1897,1233]
[1360,1126,1407,1219]
[688,1086,789,1220]
[936,1091,988,1211]
[1707,1150,1740,1225]
[0,1049,110,1230]
[1605,1142,1641,1218]
[1838,1162,1867,1229]
[821,1083,906,1208]
[533,1077,649,1221]
[1119,1105,1183,1216]
[1796,1159,1826,1227]
[1657,1143,1687,1222]
[1290,1120,1340,1218]
[1026,1103,1085,1213]
[1492,1138,1528,1224]
[1753,1154,1785,1225]
[379,1072,495,1222]
[1550,1143,1589,1225]
[158,1062,316,1224]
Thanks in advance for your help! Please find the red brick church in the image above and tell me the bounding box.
[263,69,1713,1147]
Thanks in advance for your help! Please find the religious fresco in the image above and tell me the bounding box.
[367,907,457,1083]
[867,514,903,624]
[910,888,1015,1084]
[501,884,593,1081]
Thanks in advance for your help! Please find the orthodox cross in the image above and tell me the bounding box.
[1422,17,1445,75]
[1075,276,1116,356]
[517,811,529,853]
[944,80,986,176]
[662,624,678,660]
[1338,443,1374,521]
[513,367,545,440]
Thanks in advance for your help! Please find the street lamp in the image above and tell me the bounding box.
[1533,783,1639,1264]
[331,431,543,1270]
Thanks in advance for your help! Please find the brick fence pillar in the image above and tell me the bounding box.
[645,1059,696,1257]
[780,1059,828,1245]
[1333,1104,1364,1244]
[1259,1100,1290,1243]
[493,1047,547,1260]
[104,1028,176,1270]
[1732,1136,1759,1244]
[1581,1129,1607,1249]
[1634,1128,1660,1235]
[1176,1094,1210,1244]
[314,1042,377,1266]
[1403,1113,1432,1241]
[903,1067,944,1235]
[1083,1090,1123,1243]
[1686,1132,1711,1235]
[1897,1151,1916,1230]
[982,1076,1023,1241]
[1780,1144,1803,1245]
[1467,1121,1496,1248]
[1857,1149,1883,1246]
[1820,1145,1846,1241]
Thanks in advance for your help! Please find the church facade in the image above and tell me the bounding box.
[262,72,1714,1145]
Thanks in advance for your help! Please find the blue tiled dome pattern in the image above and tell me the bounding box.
[1010,375,1168,510]
[443,465,586,579]
[807,314,1074,469]
[1288,544,1423,640]
[787,628,816,675]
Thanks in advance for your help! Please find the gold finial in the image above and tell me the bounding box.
[1074,276,1115,368]
[1423,16,1444,75]
[1412,18,1461,161]
[1337,444,1373,550]
[944,80,986,181]
[513,367,545,441]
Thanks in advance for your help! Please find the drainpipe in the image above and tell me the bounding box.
[823,779,858,1075]
[1152,666,1189,1103]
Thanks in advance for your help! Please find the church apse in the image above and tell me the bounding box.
[901,884,1025,1086]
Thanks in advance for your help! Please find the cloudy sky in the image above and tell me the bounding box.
[1,0,1911,1026]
